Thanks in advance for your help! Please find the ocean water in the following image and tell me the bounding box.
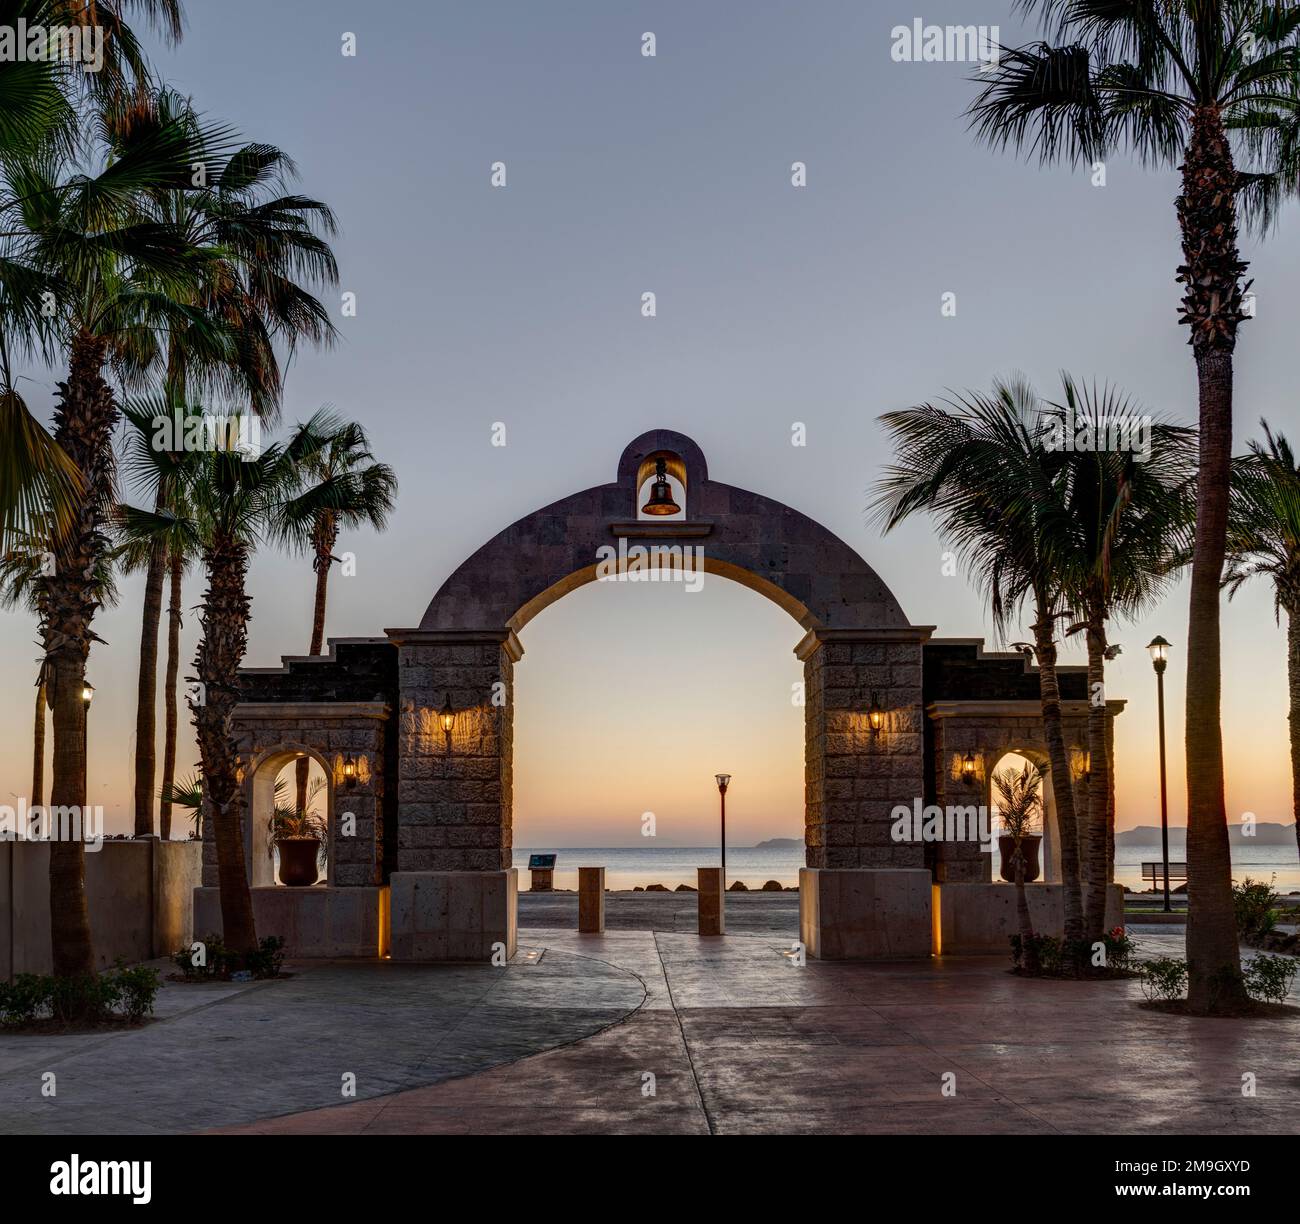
[513,846,800,891]
[513,843,1300,893]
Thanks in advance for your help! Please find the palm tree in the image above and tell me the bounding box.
[967,0,1300,1012]
[0,539,51,805]
[119,391,206,840]
[1,530,117,812]
[291,420,396,815]
[873,376,1087,941]
[121,93,338,838]
[120,410,349,952]
[1,102,227,977]
[995,761,1046,973]
[1225,421,1300,860]
[158,541,190,840]
[1048,380,1196,942]
[0,0,185,567]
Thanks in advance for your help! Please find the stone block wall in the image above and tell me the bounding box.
[799,630,927,869]
[392,630,518,872]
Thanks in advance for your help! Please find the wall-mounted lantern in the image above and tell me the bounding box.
[866,692,885,737]
[342,754,359,790]
[961,751,977,784]
[439,694,456,745]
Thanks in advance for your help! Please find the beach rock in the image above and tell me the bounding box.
[761,880,784,892]
[675,883,697,892]
[728,881,749,892]
[646,883,669,892]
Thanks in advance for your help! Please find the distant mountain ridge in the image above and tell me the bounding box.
[1117,822,1295,847]
[753,837,802,849]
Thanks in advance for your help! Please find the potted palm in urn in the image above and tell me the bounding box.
[268,778,328,887]
[995,764,1043,884]
[994,763,1044,973]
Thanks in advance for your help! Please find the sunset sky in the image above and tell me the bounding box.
[0,0,1294,846]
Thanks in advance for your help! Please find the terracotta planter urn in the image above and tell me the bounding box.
[278,838,323,887]
[998,834,1042,884]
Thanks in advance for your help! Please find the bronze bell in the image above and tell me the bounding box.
[640,459,681,516]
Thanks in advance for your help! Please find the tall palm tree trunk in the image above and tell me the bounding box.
[44,330,114,979]
[33,672,46,806]
[194,535,257,952]
[1032,604,1083,941]
[1013,844,1039,974]
[295,519,336,816]
[1178,106,1249,1012]
[159,549,183,841]
[132,534,165,836]
[1083,611,1111,944]
[1289,610,1300,865]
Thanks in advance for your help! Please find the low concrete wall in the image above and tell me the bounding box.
[192,885,389,958]
[1,839,202,978]
[935,882,1127,956]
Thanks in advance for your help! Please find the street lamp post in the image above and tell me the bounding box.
[715,774,730,890]
[1147,637,1172,913]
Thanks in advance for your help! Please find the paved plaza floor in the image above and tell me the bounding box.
[3,899,1295,1136]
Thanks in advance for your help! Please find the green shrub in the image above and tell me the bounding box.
[1233,877,1280,939]
[173,932,284,980]
[243,935,286,979]
[1011,932,1060,972]
[173,932,236,980]
[1243,954,1298,1005]
[1140,956,1188,1003]
[109,962,161,1019]
[0,974,52,1025]
[49,972,119,1023]
[0,964,160,1027]
[1101,927,1136,971]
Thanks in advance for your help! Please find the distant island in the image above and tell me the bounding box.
[754,837,802,849]
[1117,822,1296,847]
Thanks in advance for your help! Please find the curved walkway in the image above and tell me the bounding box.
[222,927,1300,1136]
[0,947,645,1135]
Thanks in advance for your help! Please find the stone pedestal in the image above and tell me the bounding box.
[799,867,932,959]
[698,867,725,936]
[578,866,605,933]
[390,869,517,962]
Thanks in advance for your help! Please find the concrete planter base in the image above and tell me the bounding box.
[934,882,1127,955]
[799,867,933,959]
[192,885,388,958]
[390,869,517,962]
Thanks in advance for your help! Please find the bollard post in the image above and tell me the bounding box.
[578,866,605,933]
[697,867,725,936]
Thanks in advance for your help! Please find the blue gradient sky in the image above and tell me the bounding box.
[1,1,1295,845]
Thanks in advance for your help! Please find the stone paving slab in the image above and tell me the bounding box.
[224,926,1300,1136]
[0,945,646,1136]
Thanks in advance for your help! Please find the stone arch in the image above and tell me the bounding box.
[385,430,933,962]
[417,429,911,635]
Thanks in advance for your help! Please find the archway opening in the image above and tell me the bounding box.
[988,749,1059,885]
[512,572,804,892]
[246,749,332,887]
